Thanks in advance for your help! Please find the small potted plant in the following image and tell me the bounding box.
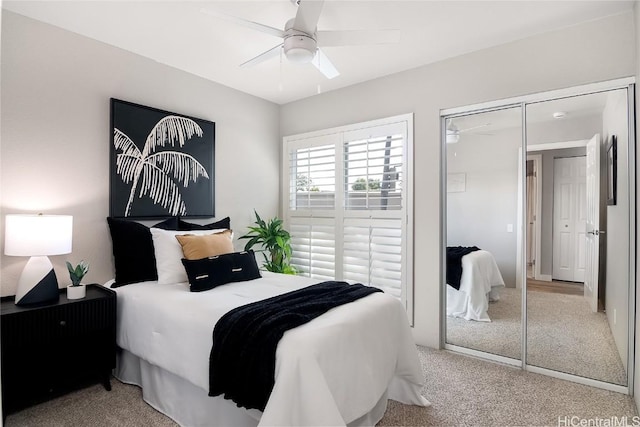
[66,260,89,300]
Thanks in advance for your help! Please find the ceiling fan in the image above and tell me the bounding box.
[446,122,492,144]
[201,0,400,79]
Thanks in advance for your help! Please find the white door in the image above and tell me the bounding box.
[552,156,587,282]
[584,134,601,312]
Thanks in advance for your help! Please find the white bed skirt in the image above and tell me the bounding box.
[114,349,390,427]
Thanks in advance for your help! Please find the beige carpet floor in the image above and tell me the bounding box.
[446,287,627,385]
[5,347,637,427]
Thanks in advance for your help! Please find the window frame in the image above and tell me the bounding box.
[282,114,414,324]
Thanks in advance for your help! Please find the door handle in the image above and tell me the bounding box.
[587,230,605,236]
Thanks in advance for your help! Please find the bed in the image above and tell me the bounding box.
[446,250,505,322]
[106,272,429,426]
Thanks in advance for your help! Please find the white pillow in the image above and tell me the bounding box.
[150,228,231,285]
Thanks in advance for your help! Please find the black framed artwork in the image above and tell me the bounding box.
[110,99,215,218]
[607,135,617,206]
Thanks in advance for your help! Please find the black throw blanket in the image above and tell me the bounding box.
[209,281,382,411]
[446,246,481,290]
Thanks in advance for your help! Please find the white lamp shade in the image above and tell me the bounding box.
[4,214,73,256]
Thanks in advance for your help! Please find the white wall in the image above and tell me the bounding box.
[280,12,637,348]
[447,127,520,288]
[0,11,281,295]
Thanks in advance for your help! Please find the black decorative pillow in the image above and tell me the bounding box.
[181,250,261,292]
[107,217,183,287]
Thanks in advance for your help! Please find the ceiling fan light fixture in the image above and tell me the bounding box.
[284,33,317,63]
[285,47,316,63]
[446,132,460,144]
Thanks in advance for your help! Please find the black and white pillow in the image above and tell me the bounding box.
[181,250,261,292]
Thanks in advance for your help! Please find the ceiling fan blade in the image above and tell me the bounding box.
[459,123,491,133]
[293,0,325,34]
[317,29,400,47]
[240,44,283,68]
[200,8,285,39]
[312,48,339,79]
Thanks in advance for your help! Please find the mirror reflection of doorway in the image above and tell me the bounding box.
[525,89,628,386]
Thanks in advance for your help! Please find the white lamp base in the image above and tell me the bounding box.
[15,256,60,305]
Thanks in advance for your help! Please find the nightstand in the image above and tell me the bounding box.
[1,283,116,416]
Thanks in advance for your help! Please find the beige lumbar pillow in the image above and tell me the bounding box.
[176,230,234,260]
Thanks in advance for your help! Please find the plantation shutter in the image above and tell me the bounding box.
[283,115,413,322]
[342,219,403,298]
[289,219,336,281]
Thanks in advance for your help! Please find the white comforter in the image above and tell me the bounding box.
[110,272,428,426]
[447,250,505,322]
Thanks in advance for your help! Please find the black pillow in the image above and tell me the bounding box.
[153,217,180,230]
[107,217,159,287]
[154,216,230,231]
[180,216,230,231]
[182,250,261,292]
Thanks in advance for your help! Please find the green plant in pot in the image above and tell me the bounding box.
[239,211,296,275]
[66,260,89,300]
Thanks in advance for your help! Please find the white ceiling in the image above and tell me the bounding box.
[3,1,635,105]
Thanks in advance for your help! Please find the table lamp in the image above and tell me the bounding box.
[4,214,73,305]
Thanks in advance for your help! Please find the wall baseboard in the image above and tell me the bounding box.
[536,274,553,282]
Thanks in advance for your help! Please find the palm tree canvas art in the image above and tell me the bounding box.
[110,99,215,218]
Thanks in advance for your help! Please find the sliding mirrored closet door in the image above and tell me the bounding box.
[444,106,523,361]
[442,81,636,392]
[525,89,632,386]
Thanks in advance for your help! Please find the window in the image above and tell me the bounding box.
[284,114,413,321]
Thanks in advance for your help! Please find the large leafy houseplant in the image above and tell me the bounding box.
[239,211,296,275]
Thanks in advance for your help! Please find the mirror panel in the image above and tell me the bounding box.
[525,89,629,385]
[445,106,523,360]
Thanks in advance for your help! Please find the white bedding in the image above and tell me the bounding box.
[109,272,428,426]
[446,250,505,322]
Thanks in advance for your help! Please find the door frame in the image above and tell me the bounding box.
[526,154,543,280]
[440,77,636,396]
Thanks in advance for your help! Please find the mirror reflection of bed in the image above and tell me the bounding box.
[446,248,504,322]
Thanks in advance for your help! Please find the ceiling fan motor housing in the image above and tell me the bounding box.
[283,19,317,63]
